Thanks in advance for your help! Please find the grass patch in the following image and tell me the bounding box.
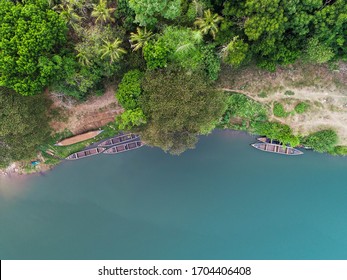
[38,123,120,160]
[220,93,268,130]
[273,102,290,117]
[294,102,310,114]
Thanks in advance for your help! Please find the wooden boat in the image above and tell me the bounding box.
[56,130,103,146]
[98,133,138,147]
[104,141,143,154]
[251,142,303,155]
[66,147,106,160]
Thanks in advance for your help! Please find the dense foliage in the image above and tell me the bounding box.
[116,108,147,130]
[0,0,67,96]
[273,102,289,118]
[1,0,347,166]
[302,129,338,153]
[294,102,310,114]
[331,146,347,156]
[221,0,347,70]
[254,122,300,148]
[128,0,181,27]
[140,69,227,154]
[0,87,51,167]
[221,93,267,129]
[116,70,143,109]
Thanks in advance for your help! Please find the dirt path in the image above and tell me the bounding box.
[219,61,347,145]
[50,85,124,135]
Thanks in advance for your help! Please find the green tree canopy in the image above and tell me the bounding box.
[0,0,67,96]
[0,87,51,167]
[254,121,299,147]
[116,70,144,110]
[221,0,347,69]
[128,0,181,26]
[91,0,115,25]
[140,69,227,154]
[221,36,249,67]
[302,129,338,153]
[116,108,147,130]
[194,9,223,39]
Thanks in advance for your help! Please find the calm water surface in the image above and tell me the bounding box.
[0,130,347,259]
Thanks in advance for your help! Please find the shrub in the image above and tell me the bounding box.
[305,37,335,64]
[221,93,268,126]
[330,146,347,156]
[284,90,295,96]
[116,108,147,130]
[116,70,143,109]
[273,102,289,117]
[253,121,300,147]
[258,91,268,98]
[295,102,309,114]
[302,129,338,153]
[201,45,221,81]
[143,41,169,70]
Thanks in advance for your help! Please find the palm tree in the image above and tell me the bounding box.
[76,51,91,66]
[100,39,127,63]
[176,31,202,54]
[61,5,84,30]
[53,0,85,31]
[194,9,223,39]
[192,0,203,17]
[129,27,154,52]
[75,44,92,66]
[91,0,115,25]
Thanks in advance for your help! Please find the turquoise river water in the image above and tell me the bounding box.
[0,130,347,259]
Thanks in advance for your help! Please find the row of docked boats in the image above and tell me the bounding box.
[251,137,303,156]
[66,133,143,160]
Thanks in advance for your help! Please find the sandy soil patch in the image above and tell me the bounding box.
[219,61,347,145]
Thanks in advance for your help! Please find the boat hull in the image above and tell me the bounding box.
[56,130,103,146]
[66,147,106,160]
[251,143,303,155]
[104,141,143,154]
[98,133,139,147]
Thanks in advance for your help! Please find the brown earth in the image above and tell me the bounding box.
[218,61,347,145]
[49,85,124,135]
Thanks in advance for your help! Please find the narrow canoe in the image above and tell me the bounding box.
[56,130,103,146]
[66,147,106,160]
[251,143,303,155]
[104,141,143,154]
[98,133,138,147]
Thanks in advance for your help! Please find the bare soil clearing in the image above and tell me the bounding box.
[49,85,123,135]
[219,62,347,145]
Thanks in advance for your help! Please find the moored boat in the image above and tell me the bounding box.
[66,147,106,160]
[104,141,143,154]
[56,130,103,146]
[98,133,138,147]
[251,142,303,155]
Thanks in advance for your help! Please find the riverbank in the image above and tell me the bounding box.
[218,61,347,145]
[2,61,347,177]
